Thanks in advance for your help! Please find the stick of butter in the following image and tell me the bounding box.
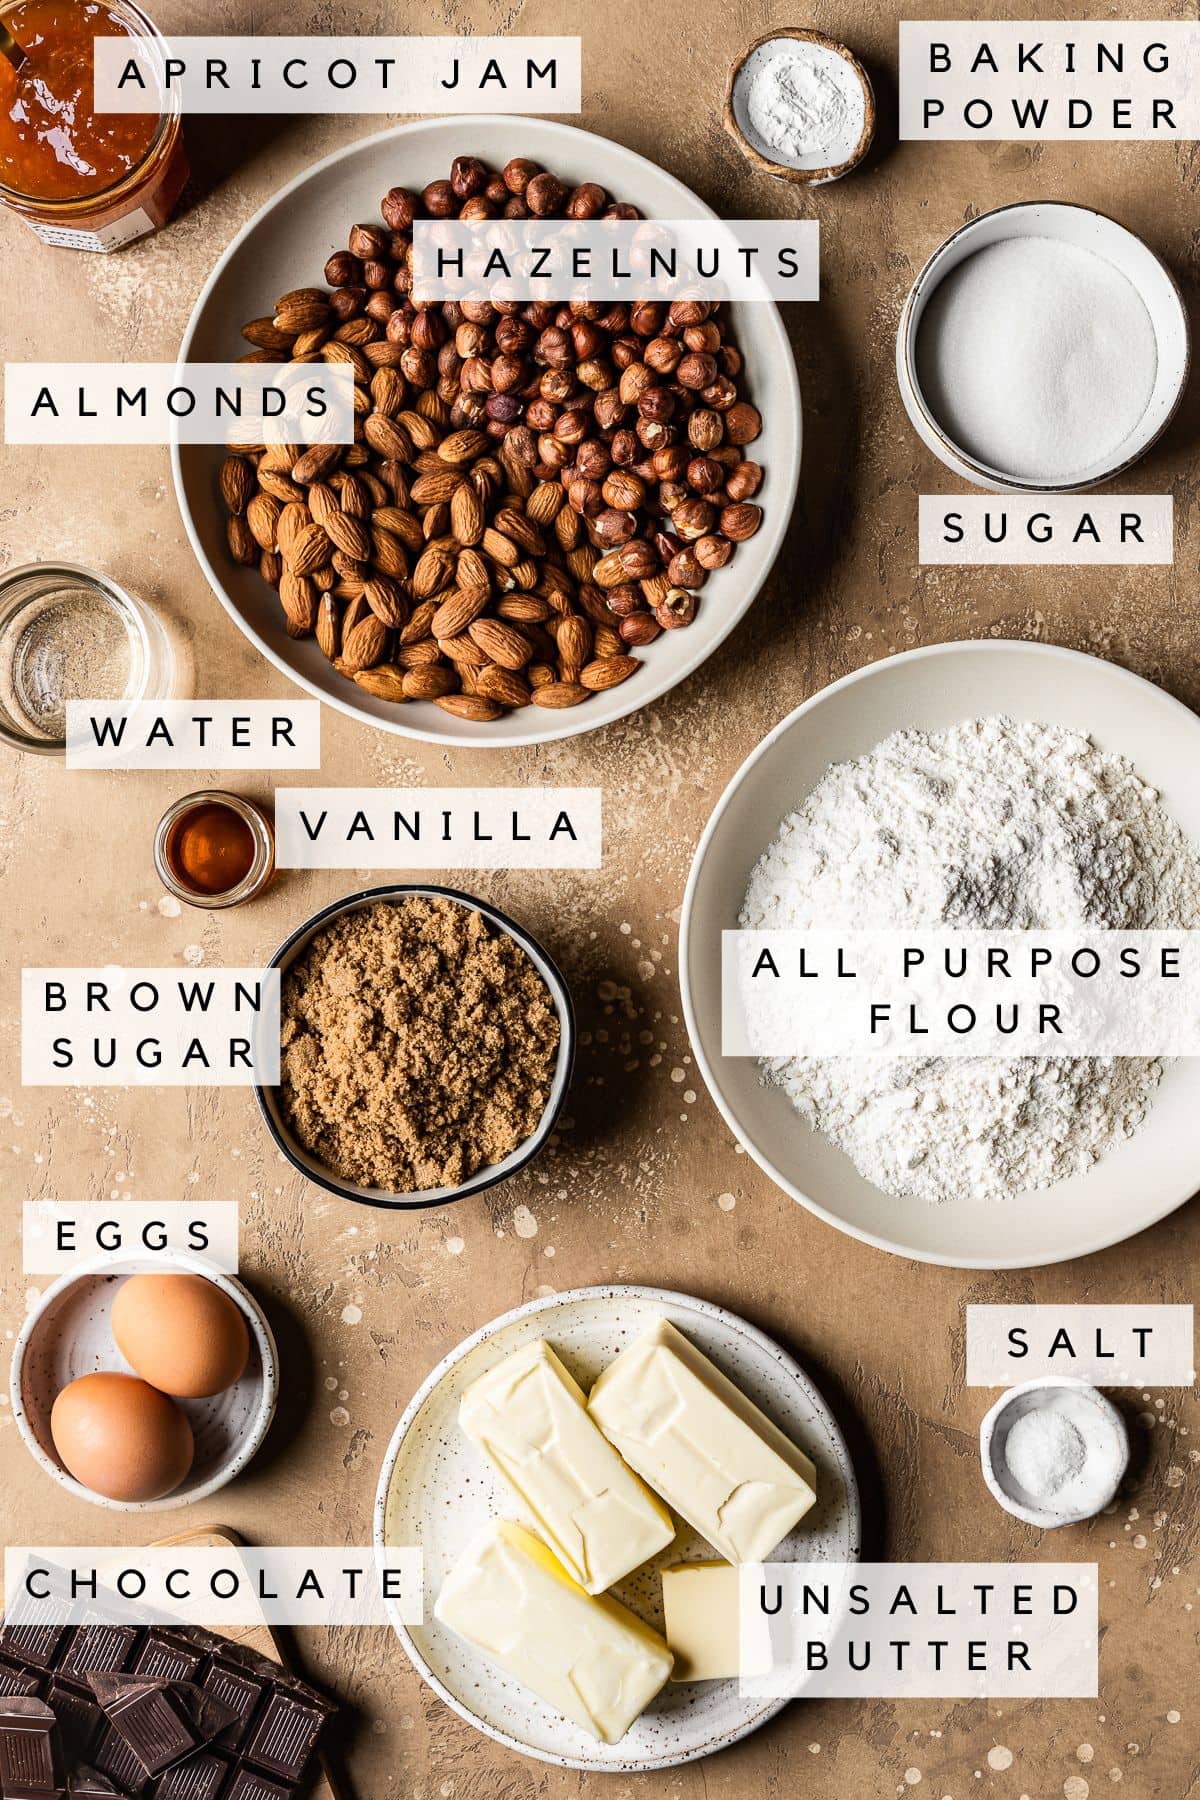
[662,1561,740,1681]
[587,1318,817,1563]
[433,1521,674,1744]
[458,1339,676,1592]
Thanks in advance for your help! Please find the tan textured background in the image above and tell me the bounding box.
[2,2,1198,1795]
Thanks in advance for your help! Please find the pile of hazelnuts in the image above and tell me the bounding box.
[324,156,764,630]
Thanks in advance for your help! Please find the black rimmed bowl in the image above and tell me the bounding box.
[254,884,575,1210]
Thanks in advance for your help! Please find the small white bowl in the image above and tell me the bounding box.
[979,1378,1130,1529]
[897,200,1190,492]
[10,1252,279,1512]
[724,30,875,186]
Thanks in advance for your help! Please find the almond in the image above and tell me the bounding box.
[430,587,489,640]
[449,481,486,547]
[242,317,294,352]
[276,501,312,558]
[477,665,532,708]
[256,468,305,506]
[399,599,438,645]
[481,526,520,568]
[371,528,408,579]
[402,665,459,701]
[531,681,590,709]
[526,481,564,526]
[496,595,551,624]
[362,576,409,629]
[353,664,408,702]
[291,442,342,485]
[437,632,490,669]
[341,614,389,673]
[526,662,557,689]
[363,414,414,463]
[323,511,372,562]
[412,544,455,601]
[226,514,258,566]
[220,455,255,514]
[280,570,317,631]
[370,367,405,417]
[316,594,340,660]
[434,693,504,723]
[456,547,491,594]
[259,549,282,587]
[580,655,638,691]
[556,616,592,671]
[468,617,532,671]
[245,493,281,550]
[410,467,463,506]
[396,639,442,668]
[286,523,333,577]
[493,507,545,556]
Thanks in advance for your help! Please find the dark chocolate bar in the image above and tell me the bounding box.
[84,1681,234,1782]
[66,1771,121,1798]
[0,1666,41,1703]
[0,1695,63,1796]
[58,1629,137,1685]
[42,1687,101,1764]
[91,1720,149,1795]
[147,1752,229,1799]
[128,1637,200,1688]
[241,1684,330,1783]
[221,1771,292,1800]
[0,1628,65,1674]
[195,1663,264,1753]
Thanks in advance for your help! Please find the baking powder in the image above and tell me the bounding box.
[745,46,858,165]
[740,715,1200,1205]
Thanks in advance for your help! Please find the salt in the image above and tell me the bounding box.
[915,235,1158,484]
[1004,1407,1087,1500]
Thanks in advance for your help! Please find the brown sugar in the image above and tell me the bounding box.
[277,896,562,1193]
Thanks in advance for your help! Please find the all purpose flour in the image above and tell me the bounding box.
[740,715,1200,1205]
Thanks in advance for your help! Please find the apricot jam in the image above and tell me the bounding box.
[0,0,186,248]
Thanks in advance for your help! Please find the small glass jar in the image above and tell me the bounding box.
[0,562,175,754]
[0,0,187,251]
[154,790,276,911]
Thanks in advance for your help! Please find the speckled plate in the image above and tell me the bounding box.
[11,1252,278,1511]
[373,1284,859,1771]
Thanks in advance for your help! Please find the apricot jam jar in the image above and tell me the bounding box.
[0,0,186,250]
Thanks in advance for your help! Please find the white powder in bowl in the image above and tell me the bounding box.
[740,715,1200,1205]
[915,236,1158,484]
[738,39,867,172]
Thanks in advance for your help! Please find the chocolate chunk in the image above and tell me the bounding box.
[127,1638,200,1687]
[147,1753,229,1800]
[44,1685,102,1762]
[195,1663,264,1752]
[0,1668,41,1703]
[85,1680,235,1781]
[66,1771,122,1798]
[0,1695,63,1796]
[91,1721,149,1795]
[220,1772,291,1800]
[58,1629,138,1684]
[241,1684,328,1782]
[0,1629,65,1674]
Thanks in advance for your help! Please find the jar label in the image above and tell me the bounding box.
[23,206,157,253]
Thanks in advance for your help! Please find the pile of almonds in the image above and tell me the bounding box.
[221,155,764,722]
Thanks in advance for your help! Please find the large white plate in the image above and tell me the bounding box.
[374,1285,859,1771]
[172,116,801,748]
[681,640,1200,1269]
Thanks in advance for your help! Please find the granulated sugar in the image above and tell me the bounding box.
[741,715,1200,1205]
[915,236,1158,484]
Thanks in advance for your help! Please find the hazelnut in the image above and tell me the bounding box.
[422,179,456,218]
[637,385,676,423]
[535,326,574,370]
[410,309,445,350]
[719,502,762,540]
[676,351,718,390]
[571,319,605,360]
[348,222,390,260]
[593,389,627,433]
[604,583,642,618]
[655,587,696,629]
[693,533,732,571]
[668,548,707,588]
[496,316,534,356]
[644,336,682,375]
[330,286,367,321]
[618,362,654,406]
[539,368,576,405]
[687,408,724,451]
[724,402,763,446]
[619,610,661,646]
[605,203,641,221]
[672,497,715,541]
[724,460,763,501]
[576,438,612,481]
[617,539,658,580]
[380,188,417,232]
[566,182,608,219]
[365,291,394,323]
[630,301,665,337]
[485,392,521,425]
[568,477,604,516]
[450,155,488,199]
[635,417,673,452]
[652,445,689,483]
[324,250,362,286]
[526,398,559,432]
[576,356,613,391]
[684,322,722,353]
[526,172,568,215]
[592,506,635,545]
[602,470,646,509]
[459,196,493,221]
[503,157,540,194]
[503,196,531,219]
[700,374,738,412]
[554,407,591,446]
[491,353,528,394]
[686,455,725,495]
[668,299,713,327]
[485,174,509,207]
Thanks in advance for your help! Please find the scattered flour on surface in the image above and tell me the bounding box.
[741,715,1200,1204]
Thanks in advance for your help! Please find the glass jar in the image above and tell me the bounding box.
[0,0,187,250]
[0,562,175,753]
[154,791,276,910]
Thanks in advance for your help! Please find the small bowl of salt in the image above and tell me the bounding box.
[980,1378,1130,1530]
[725,29,875,186]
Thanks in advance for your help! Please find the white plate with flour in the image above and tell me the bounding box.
[681,640,1200,1269]
[374,1285,860,1771]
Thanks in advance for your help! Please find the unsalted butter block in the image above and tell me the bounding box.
[458,1339,675,1593]
[662,1561,740,1681]
[587,1318,817,1563]
[433,1521,674,1744]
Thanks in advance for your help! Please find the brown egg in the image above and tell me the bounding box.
[50,1372,193,1503]
[112,1273,250,1398]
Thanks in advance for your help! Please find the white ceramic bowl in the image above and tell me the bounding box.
[681,639,1200,1269]
[979,1378,1129,1528]
[897,201,1190,492]
[373,1284,860,1772]
[11,1252,279,1511]
[172,115,801,748]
